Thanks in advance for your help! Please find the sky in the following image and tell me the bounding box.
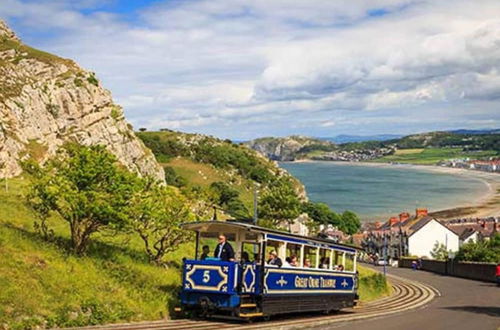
[1,0,500,140]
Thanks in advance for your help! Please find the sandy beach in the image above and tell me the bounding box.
[311,161,500,219]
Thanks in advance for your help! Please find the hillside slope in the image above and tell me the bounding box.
[137,130,307,218]
[0,20,163,181]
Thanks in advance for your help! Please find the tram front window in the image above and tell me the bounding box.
[197,232,236,261]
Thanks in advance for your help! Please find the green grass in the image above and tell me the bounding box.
[165,157,255,212]
[0,177,191,329]
[357,266,391,302]
[373,147,497,165]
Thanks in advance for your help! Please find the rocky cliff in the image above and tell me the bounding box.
[0,20,164,181]
[246,135,335,161]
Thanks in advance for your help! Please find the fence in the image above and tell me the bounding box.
[399,258,497,282]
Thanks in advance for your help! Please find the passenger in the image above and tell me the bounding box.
[254,255,261,265]
[303,258,312,268]
[214,234,235,261]
[320,257,330,269]
[200,245,210,260]
[241,251,250,263]
[267,251,283,267]
[289,255,298,267]
[284,257,292,267]
[338,264,344,271]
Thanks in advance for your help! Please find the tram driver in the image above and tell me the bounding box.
[214,234,235,261]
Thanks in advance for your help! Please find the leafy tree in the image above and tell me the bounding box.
[125,181,193,265]
[208,181,249,218]
[27,144,139,254]
[341,210,361,235]
[259,177,301,227]
[430,241,449,261]
[163,166,187,187]
[301,202,341,226]
[455,233,500,263]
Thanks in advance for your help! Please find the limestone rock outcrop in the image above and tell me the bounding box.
[246,135,335,161]
[0,20,164,181]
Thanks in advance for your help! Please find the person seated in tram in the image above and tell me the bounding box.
[241,251,250,263]
[303,258,312,268]
[200,245,210,260]
[319,257,330,269]
[284,257,292,267]
[267,250,282,267]
[214,234,235,261]
[337,264,344,271]
[289,255,298,267]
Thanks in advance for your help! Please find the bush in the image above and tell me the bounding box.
[455,233,500,263]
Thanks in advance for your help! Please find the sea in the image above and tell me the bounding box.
[279,161,488,222]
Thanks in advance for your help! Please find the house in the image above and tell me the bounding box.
[407,217,459,258]
[459,228,480,245]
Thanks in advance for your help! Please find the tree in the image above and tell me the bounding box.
[125,181,193,265]
[341,210,361,235]
[430,241,449,261]
[301,202,341,226]
[163,166,187,187]
[258,177,301,227]
[27,144,139,254]
[207,181,249,218]
[455,233,500,263]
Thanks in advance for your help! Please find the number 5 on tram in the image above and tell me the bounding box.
[176,221,360,319]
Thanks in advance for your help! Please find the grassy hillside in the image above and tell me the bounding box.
[373,147,497,165]
[0,176,389,328]
[137,130,307,219]
[0,177,191,329]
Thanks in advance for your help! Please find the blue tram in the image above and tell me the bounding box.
[177,221,360,319]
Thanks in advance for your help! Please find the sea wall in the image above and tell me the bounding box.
[399,258,497,282]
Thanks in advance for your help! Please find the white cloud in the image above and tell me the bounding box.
[1,0,499,138]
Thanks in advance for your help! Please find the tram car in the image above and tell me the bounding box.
[177,221,359,319]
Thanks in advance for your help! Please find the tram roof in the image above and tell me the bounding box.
[181,220,360,253]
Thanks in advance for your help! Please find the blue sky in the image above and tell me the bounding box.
[1,0,500,139]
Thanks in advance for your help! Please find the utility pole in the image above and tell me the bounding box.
[253,183,259,225]
[383,233,387,277]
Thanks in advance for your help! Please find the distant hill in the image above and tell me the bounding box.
[248,130,499,164]
[245,135,335,161]
[321,134,403,143]
[448,129,500,135]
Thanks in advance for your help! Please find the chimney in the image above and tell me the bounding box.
[416,208,428,217]
[399,212,410,222]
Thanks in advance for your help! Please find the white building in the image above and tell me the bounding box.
[459,228,480,246]
[407,217,460,258]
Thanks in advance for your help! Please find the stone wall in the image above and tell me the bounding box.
[399,258,497,282]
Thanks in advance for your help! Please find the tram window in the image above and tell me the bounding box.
[241,242,260,263]
[303,246,318,268]
[265,240,283,265]
[318,249,330,269]
[344,253,355,272]
[285,243,301,267]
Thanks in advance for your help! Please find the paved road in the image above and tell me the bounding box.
[312,266,500,330]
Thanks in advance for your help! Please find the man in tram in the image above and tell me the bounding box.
[267,250,283,267]
[213,234,235,261]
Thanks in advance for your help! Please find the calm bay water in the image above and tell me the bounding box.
[280,161,488,221]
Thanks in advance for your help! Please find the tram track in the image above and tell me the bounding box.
[72,273,439,330]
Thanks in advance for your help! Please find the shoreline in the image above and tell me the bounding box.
[284,160,500,220]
